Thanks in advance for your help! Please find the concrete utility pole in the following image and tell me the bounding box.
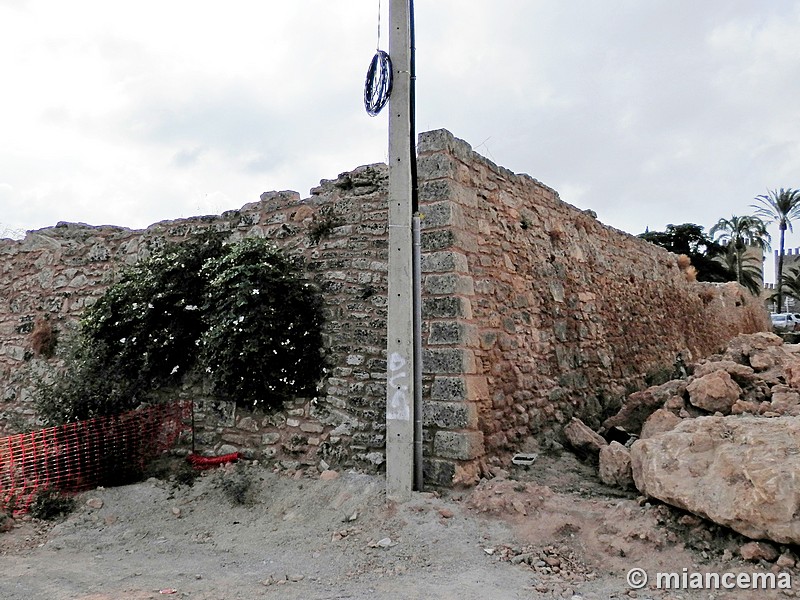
[385,0,414,501]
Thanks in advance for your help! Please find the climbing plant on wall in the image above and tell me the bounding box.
[35,233,325,424]
[199,237,325,406]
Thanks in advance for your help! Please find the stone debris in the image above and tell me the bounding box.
[344,509,359,522]
[639,408,682,439]
[632,415,800,544]
[597,442,633,489]
[467,478,550,515]
[85,498,103,510]
[0,517,15,533]
[487,543,592,587]
[686,370,742,414]
[777,551,797,569]
[563,418,607,457]
[331,526,361,542]
[580,333,800,548]
[739,541,779,562]
[602,379,687,435]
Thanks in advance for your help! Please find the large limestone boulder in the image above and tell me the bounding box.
[631,415,800,544]
[563,417,607,457]
[686,370,741,414]
[640,408,682,439]
[598,441,634,489]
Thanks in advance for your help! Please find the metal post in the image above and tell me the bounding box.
[386,0,414,501]
[412,214,424,492]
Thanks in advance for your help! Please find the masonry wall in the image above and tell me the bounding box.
[0,166,395,474]
[0,128,769,486]
[415,129,769,485]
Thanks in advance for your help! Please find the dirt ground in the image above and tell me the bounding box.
[1,450,796,600]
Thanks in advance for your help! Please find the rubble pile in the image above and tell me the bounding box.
[565,332,800,547]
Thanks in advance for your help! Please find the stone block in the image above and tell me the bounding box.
[300,422,324,434]
[433,430,485,460]
[428,321,461,344]
[237,416,260,433]
[421,229,456,252]
[418,179,454,204]
[420,201,464,229]
[430,375,488,401]
[428,321,478,346]
[417,129,473,162]
[261,432,281,445]
[423,273,475,296]
[421,251,468,274]
[423,457,456,487]
[423,400,478,429]
[423,348,476,375]
[417,153,461,181]
[422,296,472,319]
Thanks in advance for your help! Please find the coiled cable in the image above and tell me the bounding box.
[364,50,393,116]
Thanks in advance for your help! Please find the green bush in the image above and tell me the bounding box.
[199,238,325,406]
[36,233,325,424]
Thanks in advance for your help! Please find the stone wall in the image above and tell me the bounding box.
[0,128,769,486]
[415,129,769,484]
[0,168,395,474]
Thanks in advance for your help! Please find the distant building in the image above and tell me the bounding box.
[764,248,800,313]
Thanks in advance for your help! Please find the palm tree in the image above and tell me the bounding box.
[780,266,800,307]
[719,245,764,296]
[752,188,800,311]
[709,215,770,291]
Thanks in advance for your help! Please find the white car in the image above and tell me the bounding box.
[770,313,800,332]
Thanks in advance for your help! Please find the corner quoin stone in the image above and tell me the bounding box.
[421,250,469,274]
[422,400,478,429]
[430,375,489,402]
[423,457,456,487]
[423,348,477,375]
[433,430,485,461]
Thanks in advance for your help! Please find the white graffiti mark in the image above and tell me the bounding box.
[388,352,406,372]
[387,351,411,421]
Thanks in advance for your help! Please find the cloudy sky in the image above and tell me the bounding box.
[2,0,800,267]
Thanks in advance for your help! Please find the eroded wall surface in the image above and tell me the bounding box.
[416,129,768,484]
[0,129,769,485]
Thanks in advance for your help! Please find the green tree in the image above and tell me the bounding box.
[709,215,770,291]
[638,223,732,282]
[719,246,764,296]
[751,188,800,311]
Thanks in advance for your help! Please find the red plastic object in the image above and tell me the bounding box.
[186,452,241,470]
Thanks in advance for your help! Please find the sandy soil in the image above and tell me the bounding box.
[1,452,796,600]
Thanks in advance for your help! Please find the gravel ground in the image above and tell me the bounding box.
[1,453,795,600]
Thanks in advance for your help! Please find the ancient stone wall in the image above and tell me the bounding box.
[0,168,394,474]
[416,129,769,485]
[0,128,769,486]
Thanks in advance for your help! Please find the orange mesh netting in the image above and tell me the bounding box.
[0,401,191,515]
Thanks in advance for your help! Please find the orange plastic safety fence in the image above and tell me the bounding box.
[0,401,191,515]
